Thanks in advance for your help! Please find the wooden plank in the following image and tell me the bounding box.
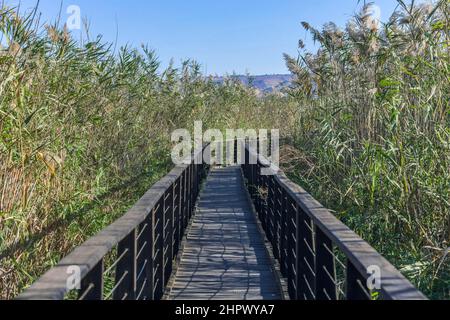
[172,293,280,300]
[172,289,280,295]
[168,166,282,301]
[171,281,280,288]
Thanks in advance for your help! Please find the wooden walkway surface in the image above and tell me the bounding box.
[168,166,282,300]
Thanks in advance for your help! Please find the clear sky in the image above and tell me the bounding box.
[8,0,408,75]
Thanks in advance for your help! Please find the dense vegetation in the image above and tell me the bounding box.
[283,0,449,299]
[0,5,296,299]
[0,0,448,300]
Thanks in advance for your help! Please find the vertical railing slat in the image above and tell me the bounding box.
[153,200,164,300]
[145,212,154,300]
[163,187,173,286]
[280,188,288,277]
[315,228,337,300]
[79,260,103,300]
[114,230,137,300]
[346,261,370,300]
[295,203,316,300]
[286,197,297,299]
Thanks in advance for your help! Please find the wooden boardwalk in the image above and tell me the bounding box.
[19,144,426,301]
[168,166,282,300]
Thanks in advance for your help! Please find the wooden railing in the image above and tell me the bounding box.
[18,146,209,300]
[241,141,427,300]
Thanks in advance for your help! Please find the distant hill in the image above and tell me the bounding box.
[213,74,294,95]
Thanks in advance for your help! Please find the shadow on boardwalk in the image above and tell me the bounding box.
[168,166,282,300]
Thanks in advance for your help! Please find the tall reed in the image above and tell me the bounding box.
[283,0,449,299]
[0,5,295,298]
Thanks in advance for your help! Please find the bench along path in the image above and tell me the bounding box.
[168,166,282,300]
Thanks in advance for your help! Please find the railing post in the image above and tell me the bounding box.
[141,213,154,300]
[295,204,316,300]
[261,172,269,232]
[182,169,188,233]
[280,189,288,277]
[114,230,137,300]
[252,162,258,200]
[197,162,201,198]
[272,184,281,261]
[189,164,194,219]
[79,260,103,300]
[315,228,337,300]
[173,179,180,255]
[234,137,238,165]
[250,160,255,195]
[193,163,197,199]
[286,198,297,299]
[295,203,302,300]
[186,165,190,221]
[196,163,200,198]
[135,217,153,300]
[180,172,185,239]
[170,184,175,264]
[346,261,370,300]
[268,131,272,158]
[153,201,164,300]
[242,144,246,175]
[163,188,173,286]
[267,176,275,244]
[255,163,261,214]
[244,140,249,175]
[172,181,177,259]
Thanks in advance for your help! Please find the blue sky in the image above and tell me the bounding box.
[8,0,405,75]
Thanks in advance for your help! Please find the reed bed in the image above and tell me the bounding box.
[0,5,295,298]
[283,0,449,299]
